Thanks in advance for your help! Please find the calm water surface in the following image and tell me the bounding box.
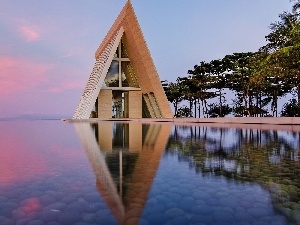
[0,120,299,225]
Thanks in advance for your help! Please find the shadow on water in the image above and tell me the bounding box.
[74,122,300,225]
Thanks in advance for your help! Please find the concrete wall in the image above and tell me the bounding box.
[128,91,142,118]
[98,90,112,119]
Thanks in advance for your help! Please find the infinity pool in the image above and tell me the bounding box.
[0,120,299,225]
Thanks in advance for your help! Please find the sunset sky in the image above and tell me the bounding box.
[0,0,293,118]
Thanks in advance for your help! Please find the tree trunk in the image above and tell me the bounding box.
[198,99,201,118]
[194,100,197,118]
[204,100,208,118]
[275,89,278,117]
[201,100,205,118]
[219,89,222,116]
[298,84,300,107]
[256,91,259,117]
[243,89,249,117]
[189,98,193,117]
[259,91,262,117]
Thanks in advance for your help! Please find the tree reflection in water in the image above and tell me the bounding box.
[167,125,300,223]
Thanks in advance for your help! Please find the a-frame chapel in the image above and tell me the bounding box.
[73,0,172,119]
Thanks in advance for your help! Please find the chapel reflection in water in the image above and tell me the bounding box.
[74,122,171,225]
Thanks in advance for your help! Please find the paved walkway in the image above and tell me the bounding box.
[64,117,300,132]
[65,117,300,125]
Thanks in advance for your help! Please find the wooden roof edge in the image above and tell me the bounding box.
[94,1,130,59]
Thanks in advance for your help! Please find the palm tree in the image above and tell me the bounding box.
[260,11,300,107]
[292,0,300,12]
[162,79,184,116]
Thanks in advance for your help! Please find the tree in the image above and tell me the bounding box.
[176,105,193,117]
[210,59,227,117]
[292,0,300,12]
[260,11,300,107]
[223,52,267,116]
[162,79,184,117]
[207,103,232,118]
[281,99,300,116]
[188,61,217,117]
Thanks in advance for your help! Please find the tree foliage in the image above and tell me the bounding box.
[163,3,300,118]
[281,99,300,116]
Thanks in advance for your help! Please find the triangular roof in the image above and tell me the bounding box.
[73,1,172,119]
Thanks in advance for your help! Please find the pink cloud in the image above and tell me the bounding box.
[19,25,40,42]
[42,81,84,93]
[0,55,52,95]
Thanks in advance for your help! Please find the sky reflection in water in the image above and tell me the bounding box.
[0,120,299,225]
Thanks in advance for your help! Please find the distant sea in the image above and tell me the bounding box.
[0,114,72,121]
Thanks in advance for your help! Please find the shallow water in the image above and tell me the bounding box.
[0,120,299,225]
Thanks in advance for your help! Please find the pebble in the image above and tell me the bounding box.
[206,198,219,206]
[145,198,157,207]
[164,192,182,202]
[247,208,269,217]
[61,196,77,205]
[57,212,82,225]
[83,192,102,203]
[145,213,168,225]
[38,208,60,221]
[168,187,190,197]
[192,190,211,200]
[165,202,178,210]
[165,208,185,219]
[143,204,165,215]
[190,215,213,224]
[11,209,25,220]
[0,218,14,225]
[251,221,269,225]
[212,211,234,223]
[155,195,170,205]
[81,213,96,223]
[170,216,190,225]
[64,202,84,213]
[40,195,57,206]
[179,196,195,212]
[219,196,240,208]
[234,212,254,222]
[191,205,214,215]
[0,196,8,203]
[0,202,17,217]
[45,203,67,211]
[94,215,116,225]
[27,220,46,225]
[73,222,90,225]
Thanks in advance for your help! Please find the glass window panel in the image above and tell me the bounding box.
[104,60,119,87]
[121,61,139,87]
[114,47,119,58]
[121,40,128,58]
[121,66,129,87]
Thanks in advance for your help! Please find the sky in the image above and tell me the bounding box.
[0,0,294,118]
